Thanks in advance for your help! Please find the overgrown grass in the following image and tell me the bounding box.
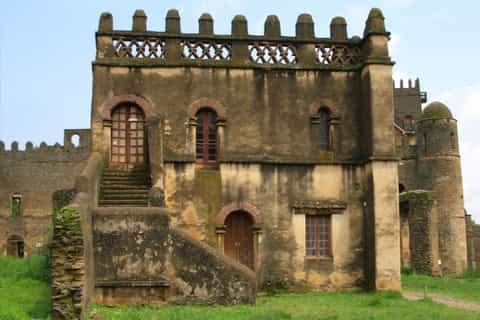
[0,255,51,320]
[87,291,480,320]
[403,270,480,303]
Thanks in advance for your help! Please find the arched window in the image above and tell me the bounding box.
[111,104,146,166]
[318,108,330,151]
[196,108,217,163]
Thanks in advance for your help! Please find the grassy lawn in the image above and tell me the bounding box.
[403,270,480,304]
[0,255,51,320]
[88,291,480,320]
[1,256,479,320]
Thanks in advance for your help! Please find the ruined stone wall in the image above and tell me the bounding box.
[51,206,85,320]
[163,162,366,289]
[0,134,90,256]
[93,208,256,305]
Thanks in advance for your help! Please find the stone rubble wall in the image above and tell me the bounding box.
[51,206,85,320]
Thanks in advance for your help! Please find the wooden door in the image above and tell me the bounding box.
[111,104,146,168]
[224,211,254,269]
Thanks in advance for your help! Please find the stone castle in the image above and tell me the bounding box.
[1,7,479,318]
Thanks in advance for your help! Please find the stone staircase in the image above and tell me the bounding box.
[99,167,151,207]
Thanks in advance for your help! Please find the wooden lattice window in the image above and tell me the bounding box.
[111,104,146,165]
[306,215,331,257]
[318,108,330,151]
[196,108,217,163]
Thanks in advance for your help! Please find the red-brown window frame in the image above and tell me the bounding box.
[305,215,332,257]
[195,108,218,164]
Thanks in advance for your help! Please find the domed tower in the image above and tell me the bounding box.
[417,101,467,274]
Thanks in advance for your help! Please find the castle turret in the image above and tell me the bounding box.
[417,101,467,274]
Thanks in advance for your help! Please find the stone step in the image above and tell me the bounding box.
[101,175,150,181]
[101,180,150,186]
[100,193,148,200]
[100,185,150,190]
[98,199,148,206]
[101,189,149,195]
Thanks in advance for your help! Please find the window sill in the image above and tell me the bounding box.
[305,256,333,261]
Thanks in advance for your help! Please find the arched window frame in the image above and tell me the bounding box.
[195,107,219,164]
[310,105,337,152]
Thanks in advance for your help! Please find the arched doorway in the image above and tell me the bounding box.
[111,104,146,167]
[224,210,254,269]
[7,235,24,258]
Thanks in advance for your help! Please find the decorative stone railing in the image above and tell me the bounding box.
[94,9,390,70]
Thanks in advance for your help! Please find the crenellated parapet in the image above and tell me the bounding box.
[0,129,90,161]
[94,8,392,70]
[394,78,427,103]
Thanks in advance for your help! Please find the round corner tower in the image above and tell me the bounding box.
[416,101,467,274]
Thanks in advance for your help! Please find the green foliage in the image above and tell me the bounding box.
[461,269,480,279]
[401,267,413,275]
[403,273,480,303]
[55,206,81,232]
[0,255,51,320]
[86,291,477,320]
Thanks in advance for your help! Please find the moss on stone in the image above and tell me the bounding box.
[422,102,453,120]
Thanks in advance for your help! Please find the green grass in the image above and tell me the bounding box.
[403,270,480,303]
[1,256,479,320]
[87,291,480,320]
[0,255,51,320]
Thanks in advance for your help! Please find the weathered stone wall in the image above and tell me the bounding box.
[93,207,256,305]
[400,191,436,275]
[91,67,363,163]
[0,136,89,256]
[466,216,480,270]
[162,162,366,290]
[50,153,103,319]
[51,206,85,320]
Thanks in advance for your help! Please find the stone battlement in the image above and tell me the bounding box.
[95,8,391,70]
[0,129,90,161]
[394,78,427,103]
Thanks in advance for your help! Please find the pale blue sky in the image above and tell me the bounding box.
[1,1,479,221]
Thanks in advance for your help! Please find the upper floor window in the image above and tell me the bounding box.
[318,108,330,151]
[306,215,331,257]
[196,108,217,163]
